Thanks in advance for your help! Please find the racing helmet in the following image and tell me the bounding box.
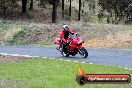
[63,25,69,32]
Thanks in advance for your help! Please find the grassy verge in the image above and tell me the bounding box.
[0,21,132,49]
[0,58,132,88]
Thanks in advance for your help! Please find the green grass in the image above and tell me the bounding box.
[0,58,132,88]
[9,30,29,45]
[0,21,29,31]
[0,21,14,30]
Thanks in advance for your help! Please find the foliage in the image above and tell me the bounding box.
[0,0,18,14]
[0,0,132,23]
[98,0,132,23]
[38,0,48,8]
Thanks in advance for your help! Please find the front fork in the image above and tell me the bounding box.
[78,44,84,55]
[56,46,62,53]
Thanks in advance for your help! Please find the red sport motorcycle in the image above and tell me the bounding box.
[55,33,88,58]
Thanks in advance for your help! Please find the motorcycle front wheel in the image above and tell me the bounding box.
[79,48,88,58]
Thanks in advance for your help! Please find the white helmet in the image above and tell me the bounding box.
[63,25,69,31]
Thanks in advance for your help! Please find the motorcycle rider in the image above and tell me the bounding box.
[59,25,75,54]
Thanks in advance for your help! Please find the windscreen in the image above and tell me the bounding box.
[69,34,78,39]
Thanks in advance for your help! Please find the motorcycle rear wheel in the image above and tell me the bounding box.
[62,52,69,57]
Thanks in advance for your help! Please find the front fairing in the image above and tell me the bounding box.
[55,38,62,46]
[70,36,84,49]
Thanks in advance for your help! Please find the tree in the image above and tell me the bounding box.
[126,3,132,21]
[22,0,27,13]
[62,0,64,18]
[69,0,71,18]
[89,0,95,13]
[78,0,81,21]
[0,0,6,14]
[29,0,33,10]
[52,0,57,23]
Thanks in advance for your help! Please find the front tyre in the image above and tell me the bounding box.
[80,48,88,58]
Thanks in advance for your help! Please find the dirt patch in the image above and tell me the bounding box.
[3,27,22,39]
[0,27,22,45]
[13,23,132,48]
[84,39,132,48]
[0,55,32,62]
[0,78,27,88]
[84,29,132,48]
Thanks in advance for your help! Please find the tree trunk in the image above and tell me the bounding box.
[3,0,6,15]
[114,4,118,20]
[22,0,27,13]
[52,0,57,23]
[62,0,64,18]
[29,0,33,10]
[78,0,81,21]
[69,0,71,18]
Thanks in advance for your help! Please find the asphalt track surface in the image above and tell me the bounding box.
[0,46,132,69]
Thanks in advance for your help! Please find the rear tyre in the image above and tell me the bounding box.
[61,45,70,57]
[62,52,69,57]
[80,48,88,58]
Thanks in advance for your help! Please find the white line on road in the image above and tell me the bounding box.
[65,60,70,62]
[32,56,39,57]
[73,61,79,63]
[89,63,93,64]
[50,58,55,59]
[0,53,131,71]
[42,57,47,59]
[81,62,86,64]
